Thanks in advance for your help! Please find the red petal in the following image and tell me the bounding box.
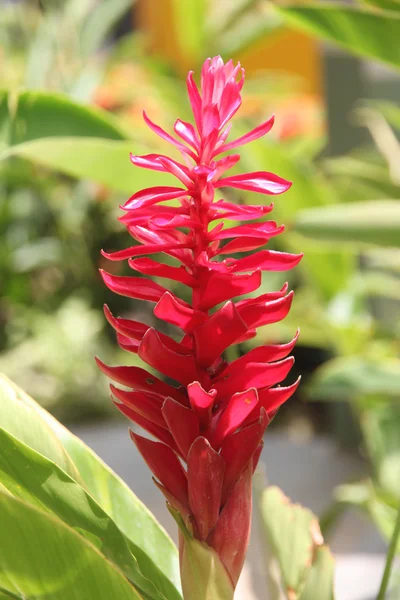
[130,153,191,178]
[130,431,188,507]
[230,250,303,273]
[207,463,252,587]
[258,377,301,413]
[213,357,295,398]
[129,257,196,286]
[100,271,166,302]
[212,154,241,179]
[216,236,271,255]
[143,111,197,160]
[187,437,225,540]
[187,382,216,428]
[186,71,202,132]
[174,119,200,151]
[199,270,261,310]
[216,171,292,195]
[114,402,180,452]
[193,301,248,368]
[101,243,188,261]
[219,330,300,377]
[110,384,164,427]
[238,291,294,329]
[210,200,273,222]
[157,156,193,186]
[209,221,284,241]
[154,292,207,333]
[104,305,148,340]
[95,357,187,404]
[138,328,198,386]
[211,389,259,449]
[220,412,268,503]
[162,398,200,459]
[122,186,187,210]
[215,116,275,155]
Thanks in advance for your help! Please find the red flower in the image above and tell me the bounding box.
[98,56,302,591]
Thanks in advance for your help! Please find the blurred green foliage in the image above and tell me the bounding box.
[0,0,400,579]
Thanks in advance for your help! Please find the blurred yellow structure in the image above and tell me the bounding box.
[136,0,322,96]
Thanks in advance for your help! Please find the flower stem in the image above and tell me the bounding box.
[376,500,400,600]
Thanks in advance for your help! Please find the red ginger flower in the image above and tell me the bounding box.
[98,56,302,593]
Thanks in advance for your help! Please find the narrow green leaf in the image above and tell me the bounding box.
[170,0,206,64]
[294,200,400,247]
[274,3,400,70]
[0,490,142,600]
[80,0,134,57]
[0,427,167,600]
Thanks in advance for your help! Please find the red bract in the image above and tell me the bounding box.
[99,56,302,592]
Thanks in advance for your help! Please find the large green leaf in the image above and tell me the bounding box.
[0,90,172,192]
[260,486,335,599]
[2,90,128,145]
[0,374,182,600]
[0,375,82,483]
[0,427,167,600]
[0,490,142,600]
[294,200,400,247]
[274,2,400,70]
[1,137,172,194]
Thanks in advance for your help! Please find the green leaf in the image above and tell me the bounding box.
[294,200,400,247]
[335,481,400,550]
[170,0,206,64]
[299,546,335,600]
[0,490,142,600]
[307,357,400,401]
[260,486,335,599]
[4,90,128,145]
[1,137,172,194]
[0,375,82,483]
[0,428,166,600]
[169,507,234,600]
[0,90,170,192]
[274,2,400,70]
[80,0,133,57]
[0,374,182,600]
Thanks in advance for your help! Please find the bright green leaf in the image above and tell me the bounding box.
[0,375,182,600]
[0,490,142,600]
[294,200,400,247]
[0,427,169,600]
[0,375,82,483]
[5,90,128,145]
[274,3,400,70]
[1,137,173,194]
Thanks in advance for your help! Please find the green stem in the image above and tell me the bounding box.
[377,500,400,600]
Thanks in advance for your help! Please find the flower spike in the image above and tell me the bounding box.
[99,56,302,597]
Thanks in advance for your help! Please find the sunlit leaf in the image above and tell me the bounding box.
[274,2,400,69]
[0,490,141,600]
[294,200,400,247]
[0,375,182,599]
